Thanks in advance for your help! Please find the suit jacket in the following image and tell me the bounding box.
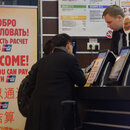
[111,29,127,55]
[36,48,86,98]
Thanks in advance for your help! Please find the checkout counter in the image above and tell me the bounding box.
[75,48,130,130]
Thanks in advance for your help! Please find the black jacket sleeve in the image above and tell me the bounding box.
[69,56,86,87]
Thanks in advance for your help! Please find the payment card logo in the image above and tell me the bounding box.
[2,44,12,52]
[6,75,16,83]
[0,102,9,109]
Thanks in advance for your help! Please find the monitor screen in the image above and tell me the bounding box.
[119,48,129,56]
[109,48,130,80]
[86,51,107,85]
[98,52,106,58]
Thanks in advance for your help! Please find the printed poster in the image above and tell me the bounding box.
[59,0,117,37]
[59,0,130,37]
[0,6,37,130]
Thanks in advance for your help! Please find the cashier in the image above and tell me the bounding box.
[103,5,127,55]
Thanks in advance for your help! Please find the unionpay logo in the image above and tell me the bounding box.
[6,75,16,83]
[2,44,12,52]
[0,102,9,109]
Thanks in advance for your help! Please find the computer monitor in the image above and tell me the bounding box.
[86,50,116,86]
[109,47,130,82]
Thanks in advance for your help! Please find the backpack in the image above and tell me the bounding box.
[17,63,38,117]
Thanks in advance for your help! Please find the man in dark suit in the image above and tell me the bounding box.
[103,5,127,55]
[25,33,86,130]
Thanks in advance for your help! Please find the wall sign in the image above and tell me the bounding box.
[0,6,37,130]
[59,0,129,37]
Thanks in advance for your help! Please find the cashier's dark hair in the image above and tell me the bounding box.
[52,33,72,47]
[102,5,125,18]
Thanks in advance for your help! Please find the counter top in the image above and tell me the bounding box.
[75,86,130,100]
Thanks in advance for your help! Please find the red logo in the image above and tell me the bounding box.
[106,30,112,38]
